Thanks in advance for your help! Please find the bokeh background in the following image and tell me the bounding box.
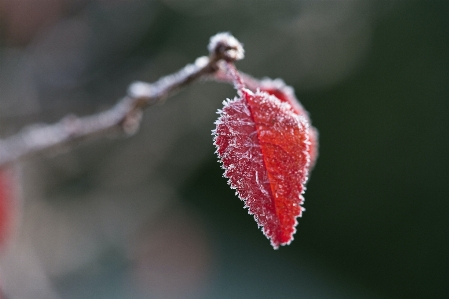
[0,0,448,298]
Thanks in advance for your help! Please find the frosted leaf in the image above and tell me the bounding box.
[213,62,319,249]
[213,89,311,249]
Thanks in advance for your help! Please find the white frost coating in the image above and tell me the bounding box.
[194,56,209,68]
[182,62,198,76]
[260,78,294,95]
[128,81,152,99]
[245,77,310,121]
[255,170,269,196]
[208,32,244,61]
[222,96,252,116]
[242,88,254,95]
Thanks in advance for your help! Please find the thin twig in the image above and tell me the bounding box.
[0,33,244,167]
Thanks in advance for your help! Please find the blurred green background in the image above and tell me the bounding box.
[0,1,448,299]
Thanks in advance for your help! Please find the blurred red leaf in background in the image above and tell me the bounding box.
[0,168,15,250]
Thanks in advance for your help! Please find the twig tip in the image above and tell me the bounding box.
[208,32,244,62]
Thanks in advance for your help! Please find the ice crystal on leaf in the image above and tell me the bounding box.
[213,65,318,249]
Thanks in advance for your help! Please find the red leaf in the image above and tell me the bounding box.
[213,67,315,248]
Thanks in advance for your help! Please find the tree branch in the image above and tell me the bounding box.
[0,32,244,167]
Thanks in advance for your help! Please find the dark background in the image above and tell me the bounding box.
[0,1,448,299]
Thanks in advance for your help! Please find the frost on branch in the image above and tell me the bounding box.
[208,32,244,62]
[213,66,318,249]
[0,33,246,167]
